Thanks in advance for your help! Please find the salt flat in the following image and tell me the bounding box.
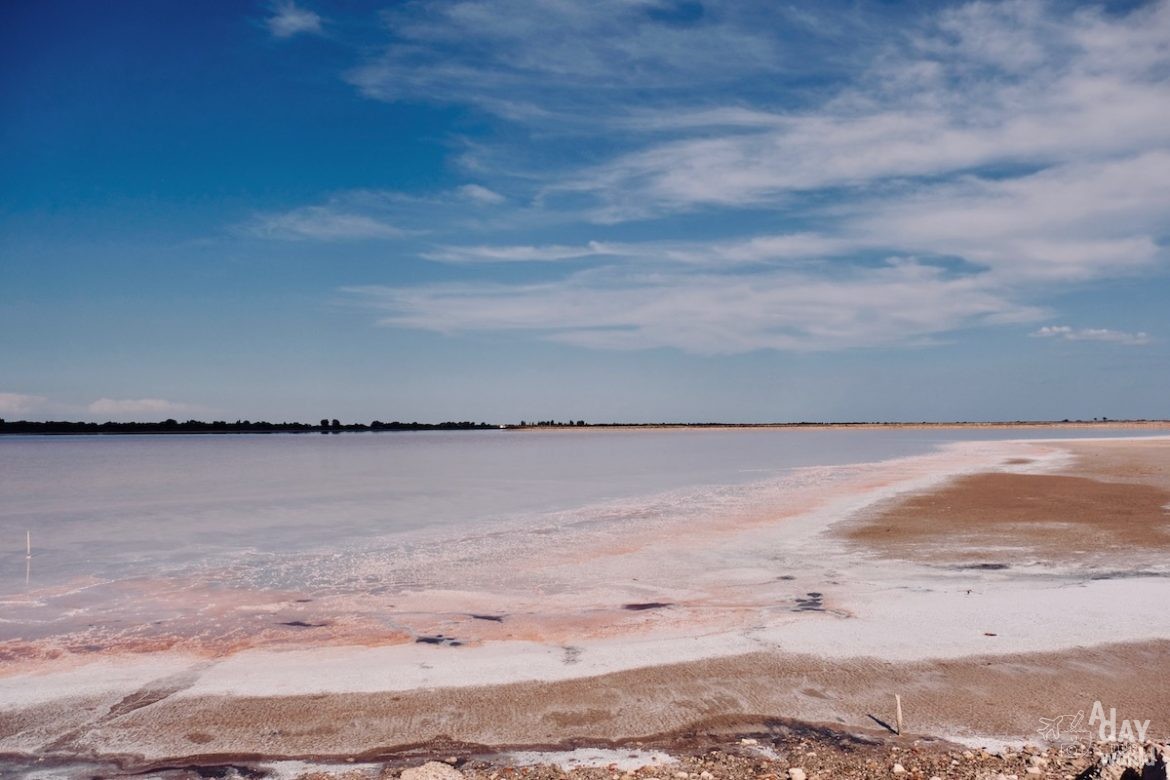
[1,429,1168,770]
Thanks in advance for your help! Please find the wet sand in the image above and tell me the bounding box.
[842,437,1170,564]
[3,435,1170,772]
[3,640,1167,770]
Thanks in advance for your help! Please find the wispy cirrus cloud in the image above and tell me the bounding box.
[345,0,806,119]
[325,0,1170,355]
[347,259,1043,354]
[266,1,323,39]
[846,152,1170,282]
[1031,326,1151,346]
[552,3,1170,221]
[248,205,405,241]
[244,185,518,242]
[455,184,506,205]
[424,233,862,266]
[423,242,619,264]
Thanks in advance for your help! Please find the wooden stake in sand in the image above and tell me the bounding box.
[895,694,904,735]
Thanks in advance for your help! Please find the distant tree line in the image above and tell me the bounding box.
[517,420,587,427]
[2,417,1156,435]
[0,418,500,435]
[506,419,1156,428]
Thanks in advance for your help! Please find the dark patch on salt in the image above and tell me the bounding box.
[416,634,462,647]
[793,592,825,612]
[955,563,1010,570]
[623,602,672,611]
[278,620,327,628]
[469,613,505,622]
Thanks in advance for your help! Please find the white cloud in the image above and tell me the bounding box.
[1031,326,1151,345]
[330,1,1170,355]
[2,394,204,420]
[425,233,861,266]
[553,2,1170,221]
[456,184,506,205]
[87,398,199,417]
[244,186,529,242]
[689,233,861,265]
[346,259,1043,354]
[0,392,48,416]
[846,152,1170,282]
[266,1,323,39]
[423,241,620,264]
[248,205,404,241]
[346,0,793,115]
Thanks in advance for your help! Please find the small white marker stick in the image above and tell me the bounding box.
[26,530,31,559]
[895,694,904,735]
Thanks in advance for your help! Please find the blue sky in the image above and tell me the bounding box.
[2,0,1168,424]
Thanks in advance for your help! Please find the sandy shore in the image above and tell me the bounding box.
[3,435,1169,774]
[842,437,1170,565]
[5,639,1165,766]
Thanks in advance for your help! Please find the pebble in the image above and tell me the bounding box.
[1025,768,1042,776]
[741,739,758,746]
[371,737,1150,780]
